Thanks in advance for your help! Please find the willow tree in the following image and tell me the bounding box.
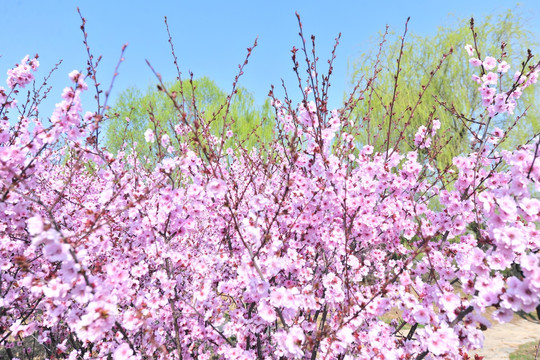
[104,76,272,162]
[349,10,539,167]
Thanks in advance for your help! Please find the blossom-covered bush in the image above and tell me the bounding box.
[0,16,539,360]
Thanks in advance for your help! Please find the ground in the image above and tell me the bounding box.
[474,315,540,360]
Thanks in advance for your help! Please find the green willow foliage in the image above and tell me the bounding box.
[349,10,539,167]
[104,77,273,161]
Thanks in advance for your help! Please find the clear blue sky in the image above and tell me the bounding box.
[1,0,539,119]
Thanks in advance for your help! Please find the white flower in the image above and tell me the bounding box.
[206,179,227,198]
[27,215,44,236]
[144,128,155,143]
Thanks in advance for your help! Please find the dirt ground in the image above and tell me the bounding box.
[473,316,540,360]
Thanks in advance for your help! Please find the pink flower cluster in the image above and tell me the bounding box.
[6,54,39,89]
[0,46,539,360]
[466,44,540,116]
[414,119,440,149]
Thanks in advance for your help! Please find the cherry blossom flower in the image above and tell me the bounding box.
[258,299,277,323]
[27,215,44,236]
[6,55,39,89]
[497,61,510,73]
[144,128,155,143]
[483,56,497,70]
[464,44,475,57]
[206,179,227,197]
[412,305,431,324]
[469,58,482,67]
[113,343,133,359]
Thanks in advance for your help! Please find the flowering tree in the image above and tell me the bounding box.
[1,14,539,360]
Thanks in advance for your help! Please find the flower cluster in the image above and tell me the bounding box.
[6,54,39,89]
[466,44,539,116]
[414,119,440,149]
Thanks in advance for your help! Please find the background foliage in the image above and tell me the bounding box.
[348,10,539,166]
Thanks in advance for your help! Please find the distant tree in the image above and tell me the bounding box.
[104,76,273,163]
[349,9,539,166]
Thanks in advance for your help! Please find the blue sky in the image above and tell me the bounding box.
[1,0,539,119]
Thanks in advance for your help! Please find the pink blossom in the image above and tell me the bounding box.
[60,261,80,282]
[464,44,475,57]
[492,308,513,323]
[479,85,496,99]
[336,326,355,345]
[43,242,68,262]
[439,292,460,313]
[497,61,510,73]
[99,187,114,205]
[361,144,374,155]
[482,72,498,85]
[493,127,504,137]
[113,343,133,359]
[258,300,277,322]
[483,56,497,70]
[284,326,305,358]
[431,119,441,135]
[27,215,43,236]
[519,198,540,217]
[68,70,82,82]
[161,133,170,146]
[487,251,512,271]
[520,254,539,273]
[144,128,155,143]
[421,325,459,356]
[469,58,483,67]
[414,125,427,147]
[206,179,227,197]
[514,71,526,84]
[270,286,297,308]
[497,196,517,219]
[6,55,39,89]
[412,306,430,324]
